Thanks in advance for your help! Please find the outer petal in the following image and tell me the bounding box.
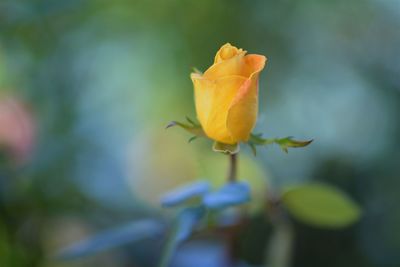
[206,76,247,144]
[191,73,214,129]
[242,54,267,79]
[191,73,247,144]
[226,55,267,142]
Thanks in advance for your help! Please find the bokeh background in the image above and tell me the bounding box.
[1,0,400,266]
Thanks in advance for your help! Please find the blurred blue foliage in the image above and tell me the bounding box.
[57,219,164,260]
[174,206,206,243]
[161,181,210,207]
[158,181,250,267]
[204,182,251,209]
[159,206,206,267]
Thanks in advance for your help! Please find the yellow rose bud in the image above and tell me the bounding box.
[191,43,267,145]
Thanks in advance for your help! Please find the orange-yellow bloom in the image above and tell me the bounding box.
[191,43,267,144]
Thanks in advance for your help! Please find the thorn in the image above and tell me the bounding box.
[185,116,196,126]
[249,143,257,156]
[165,121,177,129]
[188,136,197,143]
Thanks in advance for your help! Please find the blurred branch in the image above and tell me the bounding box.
[265,220,293,267]
[264,194,293,267]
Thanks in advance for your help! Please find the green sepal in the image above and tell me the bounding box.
[275,137,313,153]
[247,133,313,155]
[192,67,203,75]
[166,116,206,139]
[212,142,240,155]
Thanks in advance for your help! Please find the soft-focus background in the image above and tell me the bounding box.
[1,0,399,266]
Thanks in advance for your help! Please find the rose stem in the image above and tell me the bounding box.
[225,152,240,267]
[227,153,238,182]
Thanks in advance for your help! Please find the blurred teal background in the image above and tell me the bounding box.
[0,0,400,266]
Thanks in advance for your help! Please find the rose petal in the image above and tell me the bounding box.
[243,54,267,78]
[226,55,267,141]
[191,73,215,129]
[214,43,244,64]
[204,45,248,80]
[191,74,247,144]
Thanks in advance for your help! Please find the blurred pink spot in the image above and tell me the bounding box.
[0,96,36,164]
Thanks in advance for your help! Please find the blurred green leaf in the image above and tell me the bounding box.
[282,183,361,228]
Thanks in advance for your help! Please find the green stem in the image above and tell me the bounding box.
[225,153,240,266]
[227,153,238,182]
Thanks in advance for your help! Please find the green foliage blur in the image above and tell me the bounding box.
[1,0,400,266]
